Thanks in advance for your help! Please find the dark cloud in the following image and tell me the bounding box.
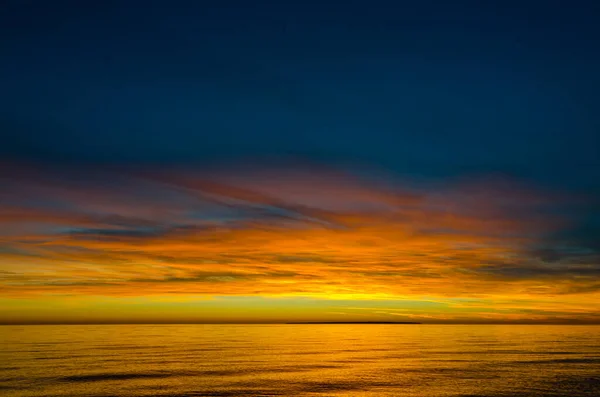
[479,264,600,279]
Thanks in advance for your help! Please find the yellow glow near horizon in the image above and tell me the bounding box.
[1,162,598,323]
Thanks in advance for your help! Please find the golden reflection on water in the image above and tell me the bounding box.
[1,325,599,396]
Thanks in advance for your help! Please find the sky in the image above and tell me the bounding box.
[1,0,599,324]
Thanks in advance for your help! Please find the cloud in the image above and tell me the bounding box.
[0,160,598,321]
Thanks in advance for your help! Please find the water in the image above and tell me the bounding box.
[1,325,599,396]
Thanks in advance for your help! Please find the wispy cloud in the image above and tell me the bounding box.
[0,160,598,322]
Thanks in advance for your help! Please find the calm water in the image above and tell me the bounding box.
[1,325,599,396]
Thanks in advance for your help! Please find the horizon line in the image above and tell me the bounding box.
[2,321,599,326]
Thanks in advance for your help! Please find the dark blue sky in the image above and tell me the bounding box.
[2,0,599,190]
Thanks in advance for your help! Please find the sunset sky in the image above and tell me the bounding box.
[1,0,599,324]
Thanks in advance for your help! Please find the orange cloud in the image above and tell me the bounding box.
[0,161,598,322]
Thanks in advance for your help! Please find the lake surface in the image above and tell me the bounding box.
[1,325,599,396]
